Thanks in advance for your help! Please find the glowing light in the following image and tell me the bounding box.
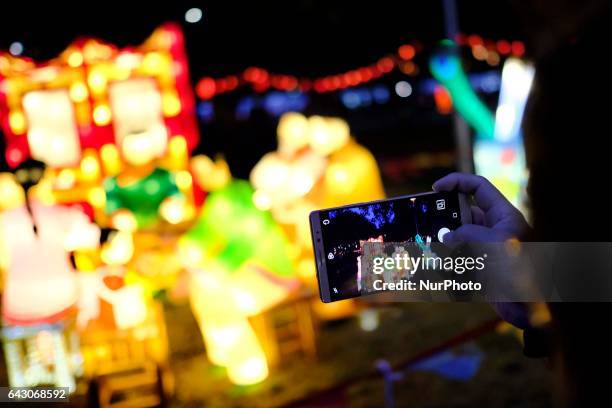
[6,146,25,167]
[486,51,500,66]
[160,196,187,224]
[23,92,42,111]
[496,40,511,55]
[191,155,231,191]
[93,105,112,125]
[376,57,394,73]
[69,82,89,102]
[162,92,181,116]
[328,163,349,185]
[144,179,160,195]
[111,211,138,233]
[430,44,495,138]
[169,136,187,158]
[185,7,203,23]
[23,89,81,167]
[88,187,106,208]
[252,189,272,211]
[9,111,26,134]
[433,85,453,114]
[394,81,412,97]
[116,52,141,71]
[511,41,525,57]
[398,44,415,60]
[472,44,488,61]
[56,169,76,189]
[100,144,121,174]
[400,61,417,75]
[196,77,216,100]
[179,240,204,267]
[143,52,165,72]
[88,71,107,93]
[175,170,192,190]
[494,58,535,142]
[494,104,516,141]
[0,173,25,209]
[80,154,101,181]
[101,284,147,330]
[277,112,310,156]
[9,42,23,56]
[359,309,379,331]
[290,169,315,196]
[250,154,290,190]
[227,355,268,385]
[308,116,350,156]
[67,52,84,67]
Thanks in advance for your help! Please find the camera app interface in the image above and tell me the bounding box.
[317,192,462,301]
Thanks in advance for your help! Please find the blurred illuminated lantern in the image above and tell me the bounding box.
[0,24,200,218]
[0,23,198,168]
[251,112,384,319]
[430,42,495,139]
[474,58,534,212]
[180,180,299,385]
[430,43,533,213]
[0,196,101,391]
[251,113,383,263]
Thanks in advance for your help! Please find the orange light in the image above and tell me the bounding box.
[196,77,216,100]
[433,85,453,114]
[398,44,415,60]
[376,57,394,73]
[400,61,417,75]
[467,35,483,47]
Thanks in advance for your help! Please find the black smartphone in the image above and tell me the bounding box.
[309,191,472,302]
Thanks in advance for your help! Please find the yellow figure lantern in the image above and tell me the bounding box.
[251,113,384,319]
[251,113,384,263]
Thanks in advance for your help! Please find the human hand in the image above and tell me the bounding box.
[434,173,533,329]
[433,173,530,243]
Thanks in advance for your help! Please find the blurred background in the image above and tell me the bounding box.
[0,1,550,407]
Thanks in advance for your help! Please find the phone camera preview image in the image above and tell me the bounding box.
[310,191,464,302]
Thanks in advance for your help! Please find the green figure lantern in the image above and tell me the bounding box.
[181,179,293,277]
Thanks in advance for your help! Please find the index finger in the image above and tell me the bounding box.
[432,172,509,212]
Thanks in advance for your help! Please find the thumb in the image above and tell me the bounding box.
[443,224,503,244]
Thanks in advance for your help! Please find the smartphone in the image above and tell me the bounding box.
[310,191,471,302]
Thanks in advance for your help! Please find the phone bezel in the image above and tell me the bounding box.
[310,191,471,303]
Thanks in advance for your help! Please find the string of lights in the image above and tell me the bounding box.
[195,34,525,100]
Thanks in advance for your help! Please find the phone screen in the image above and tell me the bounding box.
[312,191,464,301]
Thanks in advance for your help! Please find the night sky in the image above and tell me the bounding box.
[0,1,524,182]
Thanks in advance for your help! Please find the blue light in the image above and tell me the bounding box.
[263,92,309,117]
[372,85,390,104]
[197,101,215,122]
[341,90,361,109]
[235,97,256,121]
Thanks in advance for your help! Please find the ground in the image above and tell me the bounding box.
[0,302,552,407]
[164,302,551,407]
